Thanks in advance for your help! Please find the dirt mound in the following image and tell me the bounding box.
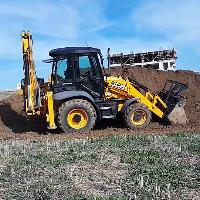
[0,94,23,127]
[0,94,48,134]
[0,66,199,140]
[110,66,200,123]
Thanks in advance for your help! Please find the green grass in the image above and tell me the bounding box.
[1,133,200,199]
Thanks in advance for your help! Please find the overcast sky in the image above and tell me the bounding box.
[0,0,200,90]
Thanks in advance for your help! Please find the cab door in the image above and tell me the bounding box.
[79,53,104,99]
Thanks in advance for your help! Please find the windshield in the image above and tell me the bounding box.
[55,57,76,85]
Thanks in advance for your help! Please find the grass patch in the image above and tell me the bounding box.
[1,134,200,199]
[169,133,200,154]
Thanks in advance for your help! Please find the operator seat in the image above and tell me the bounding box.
[64,65,75,80]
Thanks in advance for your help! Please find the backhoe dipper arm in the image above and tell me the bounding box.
[21,31,39,114]
[21,31,57,130]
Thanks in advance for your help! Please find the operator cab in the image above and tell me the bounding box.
[43,47,118,121]
[44,47,105,100]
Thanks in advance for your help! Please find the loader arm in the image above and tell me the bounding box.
[104,75,188,124]
[105,75,167,118]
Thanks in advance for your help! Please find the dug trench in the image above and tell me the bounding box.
[0,66,200,141]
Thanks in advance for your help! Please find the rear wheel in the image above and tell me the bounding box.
[124,102,151,129]
[57,99,97,133]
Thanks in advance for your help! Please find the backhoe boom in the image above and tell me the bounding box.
[21,31,39,114]
[21,31,57,129]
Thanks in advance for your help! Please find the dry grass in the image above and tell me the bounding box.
[0,133,200,199]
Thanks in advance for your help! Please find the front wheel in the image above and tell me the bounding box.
[57,99,97,133]
[124,102,152,129]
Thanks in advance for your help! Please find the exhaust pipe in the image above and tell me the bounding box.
[107,48,111,76]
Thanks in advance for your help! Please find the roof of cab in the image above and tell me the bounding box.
[49,47,101,57]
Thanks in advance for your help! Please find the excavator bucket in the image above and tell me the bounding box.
[158,80,189,124]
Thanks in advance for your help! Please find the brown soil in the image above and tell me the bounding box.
[0,66,200,141]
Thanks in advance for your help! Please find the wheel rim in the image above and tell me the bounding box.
[67,109,88,129]
[131,110,147,125]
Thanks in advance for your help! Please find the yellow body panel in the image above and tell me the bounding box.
[104,75,167,118]
[46,91,57,129]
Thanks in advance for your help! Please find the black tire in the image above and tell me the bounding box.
[124,102,152,129]
[57,99,97,133]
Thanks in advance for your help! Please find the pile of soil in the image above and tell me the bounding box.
[0,66,199,140]
[0,94,47,135]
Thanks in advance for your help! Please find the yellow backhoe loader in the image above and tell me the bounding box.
[20,31,189,133]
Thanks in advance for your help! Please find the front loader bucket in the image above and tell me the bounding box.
[167,104,188,124]
[158,80,189,124]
